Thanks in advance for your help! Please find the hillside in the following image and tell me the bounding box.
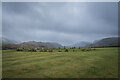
[2,37,63,49]
[2,37,119,50]
[87,37,119,47]
[2,37,19,44]
[19,41,62,49]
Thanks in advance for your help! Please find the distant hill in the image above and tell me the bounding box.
[2,37,120,50]
[19,41,63,49]
[67,41,91,48]
[2,37,63,49]
[2,37,19,44]
[2,40,62,50]
[87,37,120,47]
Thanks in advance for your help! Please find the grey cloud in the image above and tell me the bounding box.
[2,2,118,45]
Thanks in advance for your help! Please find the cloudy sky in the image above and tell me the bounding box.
[2,2,118,46]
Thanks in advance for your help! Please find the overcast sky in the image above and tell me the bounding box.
[2,2,118,46]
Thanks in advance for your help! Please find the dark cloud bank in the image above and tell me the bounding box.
[2,2,118,46]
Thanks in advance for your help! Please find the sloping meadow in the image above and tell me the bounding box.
[2,47,118,78]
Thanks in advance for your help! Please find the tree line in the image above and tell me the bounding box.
[16,46,96,52]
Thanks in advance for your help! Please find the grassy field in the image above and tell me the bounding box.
[2,47,118,78]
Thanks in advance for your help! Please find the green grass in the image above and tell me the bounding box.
[2,47,118,78]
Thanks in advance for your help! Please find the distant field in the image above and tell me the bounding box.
[2,47,118,78]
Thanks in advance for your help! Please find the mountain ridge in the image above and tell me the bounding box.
[2,37,119,50]
[86,37,120,47]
